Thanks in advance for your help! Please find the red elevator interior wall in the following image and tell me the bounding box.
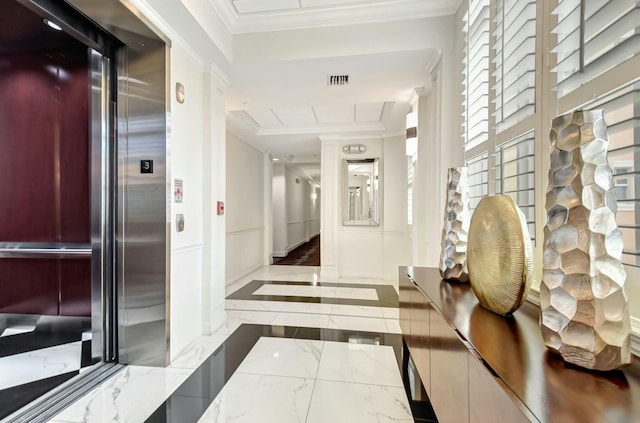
[0,43,91,316]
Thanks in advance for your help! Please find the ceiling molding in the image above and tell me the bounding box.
[227,111,385,139]
[208,0,238,33]
[215,0,458,34]
[228,110,261,134]
[407,87,429,106]
[320,134,383,142]
[210,61,231,90]
[257,121,385,136]
[425,48,442,75]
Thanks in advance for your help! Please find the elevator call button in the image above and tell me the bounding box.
[141,160,154,174]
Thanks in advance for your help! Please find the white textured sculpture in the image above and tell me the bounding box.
[439,167,470,282]
[542,109,631,371]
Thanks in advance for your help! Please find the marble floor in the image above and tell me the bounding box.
[41,266,436,423]
[0,315,96,420]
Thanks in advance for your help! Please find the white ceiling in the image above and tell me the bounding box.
[219,0,459,181]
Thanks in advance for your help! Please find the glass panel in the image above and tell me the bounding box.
[495,132,536,240]
[466,152,489,213]
[584,83,640,266]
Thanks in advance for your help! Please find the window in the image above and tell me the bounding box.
[585,82,640,266]
[614,166,632,204]
[466,152,489,213]
[463,0,491,149]
[495,132,536,241]
[552,0,640,98]
[492,0,536,132]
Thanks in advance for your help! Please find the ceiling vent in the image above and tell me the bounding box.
[328,75,349,86]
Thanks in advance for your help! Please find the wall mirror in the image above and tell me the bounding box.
[343,158,380,226]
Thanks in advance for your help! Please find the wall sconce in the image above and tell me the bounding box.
[311,192,317,201]
[342,144,367,154]
[406,111,417,156]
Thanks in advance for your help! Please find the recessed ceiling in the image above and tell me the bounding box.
[211,0,460,33]
[220,1,456,180]
[226,48,436,166]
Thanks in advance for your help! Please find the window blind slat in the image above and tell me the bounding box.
[492,0,535,134]
[553,0,640,97]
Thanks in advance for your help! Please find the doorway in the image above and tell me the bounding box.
[0,1,117,418]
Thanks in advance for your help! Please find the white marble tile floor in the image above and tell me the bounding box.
[48,366,191,423]
[45,265,409,423]
[0,342,82,390]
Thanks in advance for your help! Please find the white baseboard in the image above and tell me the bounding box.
[272,250,287,258]
[285,239,306,254]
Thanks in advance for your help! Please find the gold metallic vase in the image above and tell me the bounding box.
[467,195,533,316]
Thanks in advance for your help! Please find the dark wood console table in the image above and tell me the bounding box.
[399,266,640,423]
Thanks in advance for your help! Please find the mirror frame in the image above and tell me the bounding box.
[342,158,380,226]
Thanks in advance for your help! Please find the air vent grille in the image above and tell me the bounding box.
[328,75,349,86]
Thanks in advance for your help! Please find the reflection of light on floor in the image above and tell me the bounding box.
[0,324,36,337]
[348,336,380,345]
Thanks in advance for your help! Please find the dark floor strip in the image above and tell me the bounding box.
[0,372,79,420]
[146,324,407,423]
[227,279,399,308]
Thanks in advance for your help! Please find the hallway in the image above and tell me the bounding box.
[43,266,436,422]
[273,235,321,266]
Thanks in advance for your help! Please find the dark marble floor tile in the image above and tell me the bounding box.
[227,280,399,308]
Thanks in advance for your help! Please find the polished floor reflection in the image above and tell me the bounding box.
[44,266,437,423]
[273,235,320,266]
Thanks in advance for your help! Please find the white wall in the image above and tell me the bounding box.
[226,133,265,283]
[321,135,410,280]
[169,47,205,362]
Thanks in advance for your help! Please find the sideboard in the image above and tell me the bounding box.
[399,266,640,423]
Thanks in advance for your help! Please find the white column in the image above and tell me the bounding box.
[320,137,340,280]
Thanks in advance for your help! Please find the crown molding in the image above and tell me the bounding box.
[210,61,231,90]
[425,48,442,75]
[222,0,458,34]
[208,0,238,33]
[258,121,385,136]
[407,87,429,106]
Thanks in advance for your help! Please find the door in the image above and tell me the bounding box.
[0,1,114,418]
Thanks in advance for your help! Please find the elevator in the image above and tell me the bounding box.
[0,0,171,421]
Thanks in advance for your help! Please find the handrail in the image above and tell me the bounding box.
[0,243,91,258]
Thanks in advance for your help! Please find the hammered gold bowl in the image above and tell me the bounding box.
[467,195,533,316]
